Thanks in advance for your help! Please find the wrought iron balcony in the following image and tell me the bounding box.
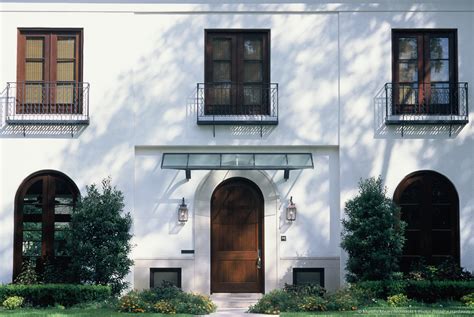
[5,82,89,125]
[196,82,278,125]
[383,82,468,125]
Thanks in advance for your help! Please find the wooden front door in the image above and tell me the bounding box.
[211,178,264,293]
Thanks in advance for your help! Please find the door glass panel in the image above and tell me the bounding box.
[54,222,70,256]
[56,84,74,104]
[399,38,417,59]
[57,38,75,59]
[210,84,231,105]
[244,63,262,82]
[432,206,451,229]
[432,231,452,254]
[213,39,231,60]
[22,222,42,257]
[404,231,421,255]
[23,180,43,214]
[243,86,262,105]
[213,62,231,82]
[24,84,44,104]
[26,38,44,59]
[430,37,449,59]
[430,83,450,105]
[244,39,262,60]
[399,62,418,82]
[430,60,449,82]
[398,84,418,105]
[25,62,44,81]
[57,62,75,81]
[400,205,421,229]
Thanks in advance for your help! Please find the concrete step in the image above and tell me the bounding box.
[211,293,263,310]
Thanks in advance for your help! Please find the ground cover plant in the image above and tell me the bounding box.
[117,281,217,314]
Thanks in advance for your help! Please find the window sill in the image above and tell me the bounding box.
[197,114,278,125]
[385,114,468,125]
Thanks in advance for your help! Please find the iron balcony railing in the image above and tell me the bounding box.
[384,82,468,125]
[5,81,90,125]
[196,82,278,125]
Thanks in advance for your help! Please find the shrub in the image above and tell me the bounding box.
[0,284,111,307]
[284,283,326,297]
[118,291,147,313]
[408,258,473,281]
[387,294,409,307]
[341,176,406,282]
[140,281,183,302]
[326,288,359,311]
[13,260,39,285]
[2,296,24,310]
[173,293,216,315]
[248,289,298,314]
[153,300,176,314]
[356,280,474,303]
[298,296,327,311]
[460,293,474,307]
[69,178,133,295]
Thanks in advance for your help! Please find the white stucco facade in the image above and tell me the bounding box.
[0,0,472,294]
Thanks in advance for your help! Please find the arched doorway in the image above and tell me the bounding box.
[394,171,459,272]
[211,178,264,293]
[13,170,79,280]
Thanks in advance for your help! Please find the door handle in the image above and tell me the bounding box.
[257,249,262,269]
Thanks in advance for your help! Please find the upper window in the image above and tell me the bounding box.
[13,171,79,280]
[17,28,83,114]
[392,29,458,115]
[204,29,270,116]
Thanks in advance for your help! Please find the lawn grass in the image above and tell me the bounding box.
[281,305,474,316]
[0,308,191,316]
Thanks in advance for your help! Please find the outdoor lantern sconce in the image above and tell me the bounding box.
[178,197,188,223]
[286,196,297,222]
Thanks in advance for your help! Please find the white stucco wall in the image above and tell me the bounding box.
[0,1,473,289]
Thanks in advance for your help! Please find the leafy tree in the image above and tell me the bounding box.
[341,176,406,282]
[69,178,133,294]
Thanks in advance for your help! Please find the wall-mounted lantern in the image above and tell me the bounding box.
[178,197,188,223]
[286,196,297,222]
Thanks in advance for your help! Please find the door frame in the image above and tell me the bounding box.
[210,177,265,293]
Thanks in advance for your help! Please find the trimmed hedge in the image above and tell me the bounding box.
[0,284,111,307]
[356,280,474,303]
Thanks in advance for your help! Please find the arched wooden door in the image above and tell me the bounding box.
[394,171,459,272]
[211,178,264,293]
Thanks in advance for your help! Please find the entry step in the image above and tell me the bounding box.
[211,293,263,310]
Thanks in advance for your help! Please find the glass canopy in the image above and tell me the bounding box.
[161,153,313,179]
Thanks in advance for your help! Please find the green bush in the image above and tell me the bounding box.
[2,296,24,310]
[341,176,406,282]
[387,294,409,307]
[326,288,359,311]
[0,284,111,307]
[298,296,327,311]
[460,293,474,307]
[117,283,216,315]
[69,178,133,295]
[283,283,326,297]
[118,291,147,313]
[153,300,177,314]
[13,260,39,285]
[173,292,216,315]
[248,289,299,314]
[408,258,473,281]
[357,280,474,303]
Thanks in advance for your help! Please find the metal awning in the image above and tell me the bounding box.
[161,153,313,180]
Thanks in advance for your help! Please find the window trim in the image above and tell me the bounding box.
[292,268,325,287]
[16,28,84,114]
[391,29,458,115]
[204,29,271,116]
[13,170,79,280]
[149,268,182,289]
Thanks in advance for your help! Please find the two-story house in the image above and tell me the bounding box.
[0,0,472,295]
